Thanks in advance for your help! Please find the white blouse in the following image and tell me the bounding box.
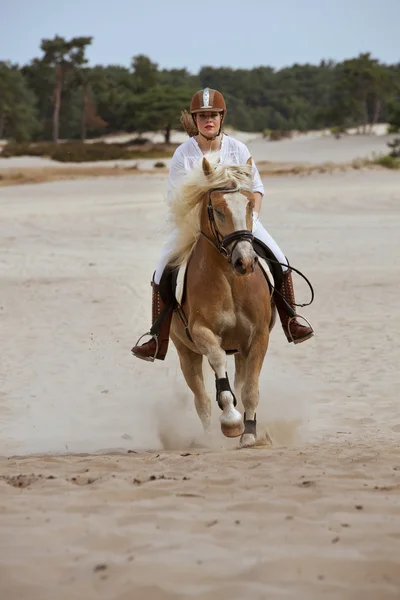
[166,134,264,205]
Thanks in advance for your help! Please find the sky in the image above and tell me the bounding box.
[1,0,399,73]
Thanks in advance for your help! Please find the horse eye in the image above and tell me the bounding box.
[214,209,225,220]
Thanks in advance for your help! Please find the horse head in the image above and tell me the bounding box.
[201,156,258,276]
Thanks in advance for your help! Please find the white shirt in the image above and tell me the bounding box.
[166,134,264,205]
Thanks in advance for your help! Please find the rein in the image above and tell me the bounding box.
[200,186,254,262]
[200,185,315,308]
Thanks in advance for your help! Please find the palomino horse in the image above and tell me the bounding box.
[166,154,275,448]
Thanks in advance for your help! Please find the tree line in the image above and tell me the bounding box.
[1,35,400,144]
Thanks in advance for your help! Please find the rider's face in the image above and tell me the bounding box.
[195,111,222,138]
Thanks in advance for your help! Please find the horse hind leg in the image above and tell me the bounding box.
[171,334,211,432]
[234,352,246,404]
[192,325,243,438]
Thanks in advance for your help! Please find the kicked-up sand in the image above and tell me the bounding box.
[0,167,400,599]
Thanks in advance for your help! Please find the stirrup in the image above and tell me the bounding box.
[287,314,314,344]
[131,331,159,362]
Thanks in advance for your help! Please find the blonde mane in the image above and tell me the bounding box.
[166,152,253,268]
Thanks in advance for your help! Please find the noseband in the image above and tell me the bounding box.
[201,186,254,261]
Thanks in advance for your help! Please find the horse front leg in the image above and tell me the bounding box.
[240,333,269,448]
[192,325,244,438]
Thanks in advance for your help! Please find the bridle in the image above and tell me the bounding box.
[200,186,255,262]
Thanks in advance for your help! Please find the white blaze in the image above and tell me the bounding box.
[225,192,254,264]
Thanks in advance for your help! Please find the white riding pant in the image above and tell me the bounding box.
[154,220,288,285]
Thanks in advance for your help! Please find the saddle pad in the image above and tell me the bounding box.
[175,257,274,305]
[258,257,275,290]
[175,260,189,305]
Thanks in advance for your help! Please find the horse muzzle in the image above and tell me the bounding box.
[232,243,258,276]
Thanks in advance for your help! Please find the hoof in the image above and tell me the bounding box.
[239,433,257,448]
[220,407,244,438]
[221,421,245,438]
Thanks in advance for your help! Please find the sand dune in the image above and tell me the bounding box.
[1,168,400,598]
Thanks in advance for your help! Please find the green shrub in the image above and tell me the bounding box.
[387,137,400,158]
[373,154,400,169]
[126,148,174,159]
[269,130,293,141]
[330,125,347,138]
[130,137,151,146]
[1,141,55,158]
[387,124,400,134]
[51,142,131,162]
[0,141,176,162]
[387,104,400,133]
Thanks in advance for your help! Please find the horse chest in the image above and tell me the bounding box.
[214,305,254,338]
[215,309,237,331]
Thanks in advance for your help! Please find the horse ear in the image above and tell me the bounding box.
[202,157,213,177]
[246,156,253,167]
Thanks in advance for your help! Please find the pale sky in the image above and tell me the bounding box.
[1,0,399,72]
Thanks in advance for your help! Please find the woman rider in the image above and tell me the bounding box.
[131,88,314,361]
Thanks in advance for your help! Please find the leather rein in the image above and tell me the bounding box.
[200,186,254,262]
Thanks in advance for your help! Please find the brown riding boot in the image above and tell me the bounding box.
[131,280,173,361]
[275,268,314,344]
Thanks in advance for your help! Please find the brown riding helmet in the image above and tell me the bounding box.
[190,88,227,114]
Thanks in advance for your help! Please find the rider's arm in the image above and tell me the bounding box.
[253,192,263,216]
[239,143,264,230]
[166,148,186,206]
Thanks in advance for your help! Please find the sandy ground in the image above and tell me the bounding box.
[248,133,397,165]
[1,165,400,599]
